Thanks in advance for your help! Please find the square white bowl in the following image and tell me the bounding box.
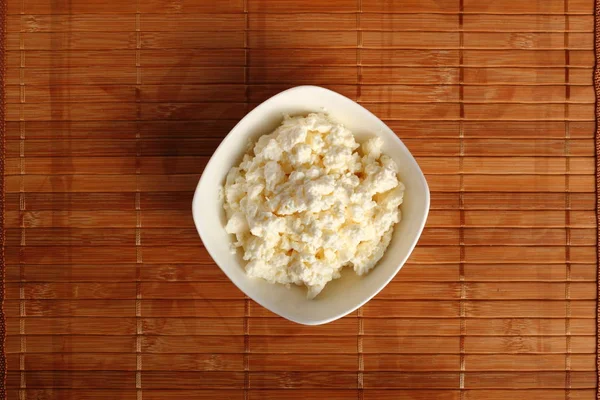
[192,85,430,325]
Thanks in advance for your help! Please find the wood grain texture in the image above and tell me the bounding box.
[3,0,598,398]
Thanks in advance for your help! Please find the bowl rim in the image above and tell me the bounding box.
[192,85,430,325]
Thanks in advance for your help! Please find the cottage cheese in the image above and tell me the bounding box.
[223,113,404,299]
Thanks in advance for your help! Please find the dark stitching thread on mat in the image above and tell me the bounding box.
[17,2,25,398]
[135,1,143,399]
[357,307,364,399]
[356,0,363,104]
[0,0,6,395]
[458,0,466,398]
[564,2,572,399]
[243,1,250,398]
[356,1,364,399]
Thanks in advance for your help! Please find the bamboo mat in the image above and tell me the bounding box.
[1,0,599,399]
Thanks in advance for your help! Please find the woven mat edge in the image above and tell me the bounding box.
[594,0,600,400]
[0,0,6,396]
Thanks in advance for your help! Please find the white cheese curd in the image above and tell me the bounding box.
[223,113,404,299]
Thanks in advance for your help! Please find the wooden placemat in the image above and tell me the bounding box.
[2,0,598,399]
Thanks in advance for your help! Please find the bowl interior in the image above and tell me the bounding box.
[193,86,429,325]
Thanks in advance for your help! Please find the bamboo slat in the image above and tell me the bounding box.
[0,389,595,400]
[2,0,598,398]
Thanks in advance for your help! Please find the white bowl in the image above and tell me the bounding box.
[192,85,430,325]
